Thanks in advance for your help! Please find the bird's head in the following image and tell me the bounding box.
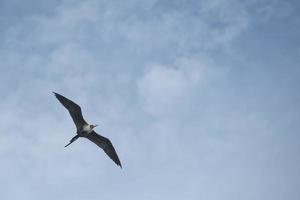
[90,124,98,129]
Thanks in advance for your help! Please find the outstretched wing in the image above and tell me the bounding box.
[53,92,87,130]
[85,131,122,168]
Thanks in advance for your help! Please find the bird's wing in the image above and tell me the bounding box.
[53,92,87,130]
[85,131,122,168]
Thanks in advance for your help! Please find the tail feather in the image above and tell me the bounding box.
[65,135,79,147]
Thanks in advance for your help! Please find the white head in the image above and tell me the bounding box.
[90,124,98,129]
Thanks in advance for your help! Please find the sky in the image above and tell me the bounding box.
[0,0,299,199]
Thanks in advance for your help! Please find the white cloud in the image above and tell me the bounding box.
[0,0,299,200]
[137,57,218,116]
[138,65,188,116]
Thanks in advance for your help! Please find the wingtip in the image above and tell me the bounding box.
[52,92,62,99]
[117,161,123,169]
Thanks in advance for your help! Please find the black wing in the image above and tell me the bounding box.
[53,92,87,130]
[85,131,122,168]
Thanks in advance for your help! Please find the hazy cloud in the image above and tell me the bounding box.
[0,0,299,200]
[137,57,219,117]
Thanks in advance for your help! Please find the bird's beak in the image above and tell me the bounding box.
[94,124,98,127]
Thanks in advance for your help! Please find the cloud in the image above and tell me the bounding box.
[1,0,253,63]
[137,57,219,117]
[0,0,300,200]
[246,0,294,22]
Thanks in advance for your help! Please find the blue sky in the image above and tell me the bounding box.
[0,0,299,199]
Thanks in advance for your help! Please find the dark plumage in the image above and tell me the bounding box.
[53,92,122,168]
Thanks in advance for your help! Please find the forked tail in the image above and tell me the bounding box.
[65,135,80,147]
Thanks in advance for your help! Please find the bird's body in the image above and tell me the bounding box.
[79,124,94,135]
[53,92,122,168]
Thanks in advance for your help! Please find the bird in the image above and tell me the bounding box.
[53,92,122,168]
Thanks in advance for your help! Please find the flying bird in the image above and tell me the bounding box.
[53,92,122,168]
